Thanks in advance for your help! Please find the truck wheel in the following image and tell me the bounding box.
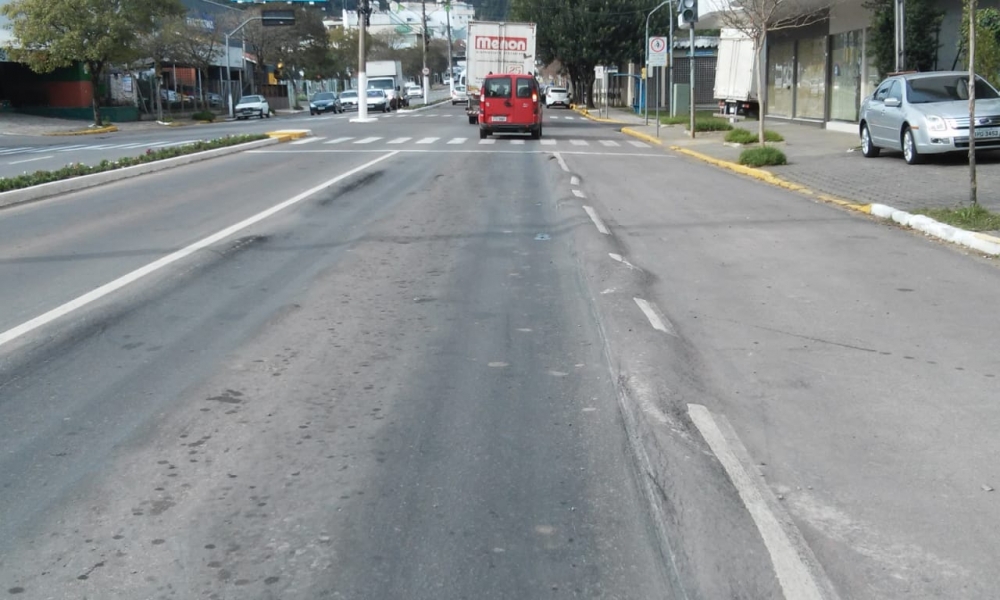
[479,128,488,139]
[468,115,477,125]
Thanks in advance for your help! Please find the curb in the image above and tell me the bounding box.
[870,203,1000,256]
[572,106,628,124]
[0,137,279,210]
[621,126,664,147]
[264,129,311,142]
[44,125,119,137]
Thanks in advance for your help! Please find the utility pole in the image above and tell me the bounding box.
[969,0,978,205]
[354,0,374,122]
[446,0,454,94]
[422,0,429,104]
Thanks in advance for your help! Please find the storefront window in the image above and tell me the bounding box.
[795,36,826,119]
[865,28,882,98]
[830,30,863,121]
[768,40,795,117]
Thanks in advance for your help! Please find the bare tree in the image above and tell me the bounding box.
[715,0,836,144]
[173,17,224,110]
[137,16,185,121]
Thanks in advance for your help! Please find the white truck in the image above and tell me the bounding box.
[713,28,760,118]
[464,21,537,125]
[367,60,407,110]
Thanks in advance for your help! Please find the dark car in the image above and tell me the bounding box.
[309,91,343,115]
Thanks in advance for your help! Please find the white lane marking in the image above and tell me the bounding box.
[447,137,467,144]
[608,253,639,270]
[57,145,93,152]
[290,137,323,145]
[252,149,666,158]
[633,298,675,335]
[687,404,837,600]
[564,116,576,120]
[324,137,354,144]
[552,152,570,172]
[0,152,400,351]
[31,145,81,153]
[570,176,580,185]
[628,140,650,148]
[540,139,557,146]
[510,139,525,145]
[570,139,589,146]
[550,116,560,119]
[156,140,198,148]
[0,147,31,155]
[479,139,496,145]
[582,205,609,235]
[387,137,412,144]
[600,140,620,147]
[84,144,117,149]
[354,137,382,144]
[416,137,439,144]
[572,189,586,198]
[9,155,53,165]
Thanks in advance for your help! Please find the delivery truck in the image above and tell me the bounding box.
[464,21,537,124]
[713,28,760,118]
[367,60,407,110]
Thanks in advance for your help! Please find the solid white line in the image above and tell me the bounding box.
[447,137,467,144]
[582,205,609,235]
[387,137,412,144]
[9,155,53,165]
[633,297,673,334]
[572,189,586,198]
[0,147,30,154]
[570,139,589,146]
[416,137,439,144]
[570,176,580,185]
[628,140,650,148]
[290,137,322,145]
[479,139,496,145]
[354,137,382,144]
[324,137,354,144]
[552,152,570,172]
[57,145,91,152]
[600,140,620,147]
[687,404,835,600]
[251,149,666,158]
[540,139,557,146]
[0,151,400,351]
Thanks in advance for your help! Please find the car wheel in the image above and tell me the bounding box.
[530,125,540,140]
[902,127,922,165]
[861,124,880,158]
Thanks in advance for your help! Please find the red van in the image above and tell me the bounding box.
[479,73,543,139]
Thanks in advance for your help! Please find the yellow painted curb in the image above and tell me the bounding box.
[621,127,664,146]
[265,129,310,142]
[44,125,119,137]
[572,106,627,124]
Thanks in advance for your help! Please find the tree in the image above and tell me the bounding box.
[959,5,1000,89]
[136,16,186,121]
[864,0,943,77]
[1,0,185,126]
[968,0,979,206]
[715,0,835,144]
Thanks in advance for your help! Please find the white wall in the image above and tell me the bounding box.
[829,0,870,35]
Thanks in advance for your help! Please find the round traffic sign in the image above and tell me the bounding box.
[649,37,667,53]
[422,67,430,75]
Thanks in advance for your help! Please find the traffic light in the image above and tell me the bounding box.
[679,0,697,26]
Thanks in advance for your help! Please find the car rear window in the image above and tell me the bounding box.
[314,92,335,100]
[485,77,511,98]
[549,88,567,94]
[906,76,1000,103]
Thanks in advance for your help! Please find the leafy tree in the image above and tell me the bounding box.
[715,0,834,144]
[959,5,1000,88]
[1,0,186,126]
[173,18,226,109]
[864,0,944,78]
[136,16,186,121]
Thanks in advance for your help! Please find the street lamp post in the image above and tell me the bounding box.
[225,15,263,118]
[354,0,374,122]
[446,0,454,95]
[645,0,671,126]
[422,0,429,105]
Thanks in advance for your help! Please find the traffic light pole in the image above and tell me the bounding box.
[689,25,696,138]
[644,1,671,126]
[225,16,262,118]
[354,0,374,122]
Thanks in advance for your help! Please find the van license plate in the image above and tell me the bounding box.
[974,128,1000,139]
[492,116,507,122]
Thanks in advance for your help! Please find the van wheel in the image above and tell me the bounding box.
[530,126,540,140]
[479,128,488,139]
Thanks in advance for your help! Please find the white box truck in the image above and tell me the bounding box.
[464,21,537,124]
[367,60,407,109]
[714,28,760,118]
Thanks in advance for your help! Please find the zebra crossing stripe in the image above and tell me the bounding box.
[599,140,620,147]
[478,139,496,145]
[416,137,439,144]
[510,139,525,145]
[324,137,354,144]
[290,137,322,145]
[540,139,557,146]
[447,138,467,144]
[354,137,381,144]
[570,140,589,146]
[387,137,412,144]
[628,140,650,148]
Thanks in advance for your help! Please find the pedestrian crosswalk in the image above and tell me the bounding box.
[288,136,651,149]
[0,139,201,159]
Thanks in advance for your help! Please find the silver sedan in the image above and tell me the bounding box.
[859,71,1000,164]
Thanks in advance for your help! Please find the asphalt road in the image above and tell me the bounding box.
[1,103,997,600]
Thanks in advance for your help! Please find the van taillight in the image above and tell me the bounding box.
[532,93,538,102]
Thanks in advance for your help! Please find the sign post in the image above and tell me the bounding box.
[649,37,666,133]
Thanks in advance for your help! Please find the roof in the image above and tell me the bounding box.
[673,36,720,50]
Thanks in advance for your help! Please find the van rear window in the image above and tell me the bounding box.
[516,80,533,98]
[485,77,511,98]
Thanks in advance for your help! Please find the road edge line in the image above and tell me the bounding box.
[687,404,841,600]
[0,151,400,351]
[0,138,280,210]
[572,106,629,124]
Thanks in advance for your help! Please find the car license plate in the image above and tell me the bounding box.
[493,116,507,122]
[975,127,1000,139]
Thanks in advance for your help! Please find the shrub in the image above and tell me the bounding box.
[725,128,785,144]
[739,146,788,167]
[192,110,215,122]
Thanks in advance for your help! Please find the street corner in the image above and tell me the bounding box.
[621,127,664,146]
[44,124,120,137]
[265,129,312,142]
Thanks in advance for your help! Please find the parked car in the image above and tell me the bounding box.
[859,71,1000,165]
[309,91,343,115]
[366,89,390,113]
[204,92,223,107]
[339,89,359,111]
[478,73,543,139]
[545,87,571,108]
[159,89,180,103]
[405,83,422,99]
[451,85,468,105]
[234,94,270,119]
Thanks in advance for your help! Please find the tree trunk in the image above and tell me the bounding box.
[969,0,978,205]
[154,59,163,122]
[757,29,767,145]
[89,63,104,127]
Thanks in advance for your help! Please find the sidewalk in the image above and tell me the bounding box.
[617,113,1000,215]
[0,112,188,136]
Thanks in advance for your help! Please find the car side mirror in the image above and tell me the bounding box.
[884,97,901,108]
